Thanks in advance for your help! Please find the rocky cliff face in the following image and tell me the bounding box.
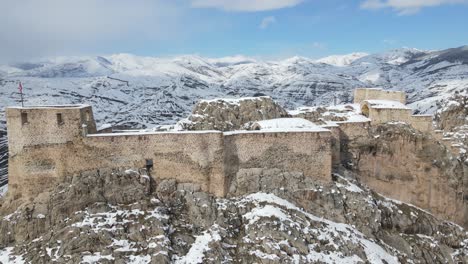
[180,97,289,131]
[343,122,468,228]
[435,94,468,132]
[0,168,466,263]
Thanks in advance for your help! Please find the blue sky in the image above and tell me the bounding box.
[1,0,468,62]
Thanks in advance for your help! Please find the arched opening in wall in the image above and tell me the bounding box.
[361,104,370,117]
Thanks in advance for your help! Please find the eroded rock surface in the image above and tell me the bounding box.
[180,97,289,131]
[343,122,468,228]
[0,168,466,263]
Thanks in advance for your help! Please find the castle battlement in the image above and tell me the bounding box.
[5,106,332,199]
[356,89,433,132]
[354,88,406,104]
[6,105,96,156]
[5,88,434,202]
[9,88,466,227]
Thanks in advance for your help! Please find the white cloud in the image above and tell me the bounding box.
[260,16,276,29]
[312,42,327,49]
[0,0,184,63]
[361,0,468,15]
[190,0,304,12]
[382,39,398,45]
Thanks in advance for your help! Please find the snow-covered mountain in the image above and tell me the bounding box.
[315,52,368,66]
[1,45,468,188]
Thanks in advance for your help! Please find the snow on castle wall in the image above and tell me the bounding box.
[5,106,333,199]
[358,91,433,133]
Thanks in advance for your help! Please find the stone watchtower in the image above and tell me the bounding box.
[6,105,96,199]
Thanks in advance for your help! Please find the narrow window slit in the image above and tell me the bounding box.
[21,112,28,125]
[57,113,64,125]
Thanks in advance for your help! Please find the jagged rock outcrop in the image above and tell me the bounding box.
[434,94,468,160]
[0,167,466,263]
[435,93,468,132]
[290,104,362,124]
[180,97,289,131]
[343,122,468,228]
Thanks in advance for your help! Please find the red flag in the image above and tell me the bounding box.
[18,82,23,93]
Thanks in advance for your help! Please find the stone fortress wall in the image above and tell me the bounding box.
[223,131,332,183]
[356,89,433,133]
[354,88,406,104]
[6,105,97,156]
[10,88,463,225]
[6,106,333,199]
[410,115,433,132]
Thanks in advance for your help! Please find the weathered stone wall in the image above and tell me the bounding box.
[84,132,226,196]
[361,103,432,133]
[367,107,412,125]
[410,115,433,133]
[336,121,371,166]
[322,125,341,169]
[354,88,406,104]
[7,105,334,200]
[6,106,96,156]
[8,131,227,199]
[8,143,70,200]
[223,131,332,185]
[9,129,333,200]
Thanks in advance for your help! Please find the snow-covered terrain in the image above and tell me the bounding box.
[1,45,468,190]
[315,52,368,66]
[1,167,466,263]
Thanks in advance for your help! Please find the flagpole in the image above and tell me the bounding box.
[18,81,24,107]
[20,88,24,107]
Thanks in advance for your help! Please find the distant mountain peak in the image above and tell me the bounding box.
[207,55,256,67]
[315,52,369,67]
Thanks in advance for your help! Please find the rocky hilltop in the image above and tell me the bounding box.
[0,167,466,263]
[180,97,289,131]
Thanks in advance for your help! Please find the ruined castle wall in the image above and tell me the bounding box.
[6,107,332,200]
[354,88,406,104]
[8,143,70,200]
[322,125,341,169]
[8,131,227,198]
[223,131,332,183]
[6,106,96,156]
[410,115,433,133]
[81,132,226,197]
[8,129,334,199]
[336,121,370,166]
[368,108,412,125]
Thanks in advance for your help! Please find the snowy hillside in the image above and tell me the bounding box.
[315,52,368,66]
[1,45,468,189]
